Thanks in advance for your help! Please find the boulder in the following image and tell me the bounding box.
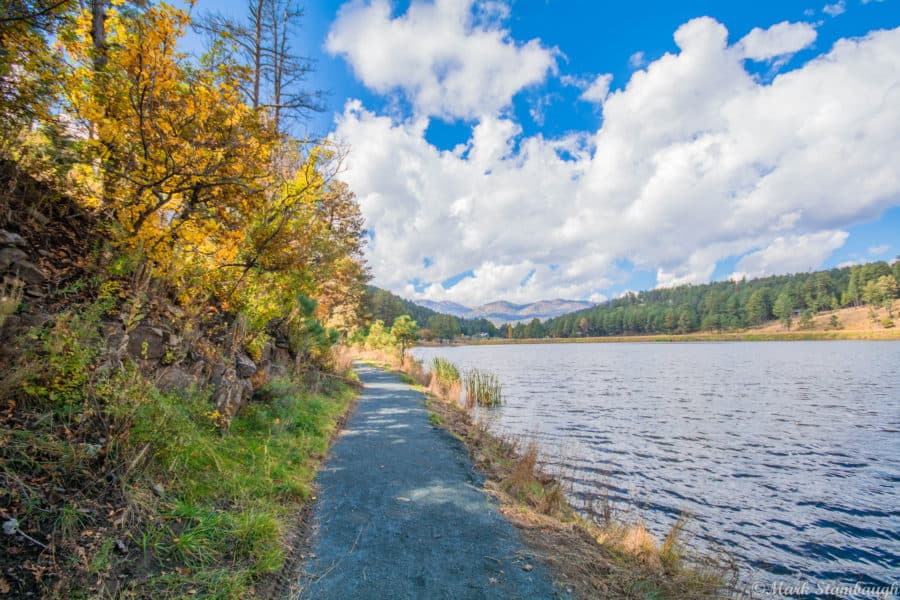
[235,352,257,378]
[266,364,288,379]
[126,325,167,360]
[0,230,27,249]
[156,367,200,392]
[12,261,46,285]
[212,367,253,418]
[0,247,29,271]
[209,359,229,388]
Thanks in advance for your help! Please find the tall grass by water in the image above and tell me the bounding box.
[430,356,460,385]
[463,368,503,408]
[425,356,461,405]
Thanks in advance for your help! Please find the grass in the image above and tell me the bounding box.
[430,357,460,385]
[0,277,23,328]
[400,354,431,387]
[426,356,462,406]
[463,368,503,408]
[1,303,356,598]
[126,376,354,597]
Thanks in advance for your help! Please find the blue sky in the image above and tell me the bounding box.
[188,0,900,305]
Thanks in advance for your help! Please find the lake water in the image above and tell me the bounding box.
[411,341,900,597]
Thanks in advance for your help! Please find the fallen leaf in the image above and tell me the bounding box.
[522,564,533,572]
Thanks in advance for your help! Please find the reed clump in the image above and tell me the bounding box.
[430,356,460,386]
[463,368,503,408]
[500,439,568,517]
[427,356,462,405]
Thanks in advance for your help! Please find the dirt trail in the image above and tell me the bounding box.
[298,364,558,599]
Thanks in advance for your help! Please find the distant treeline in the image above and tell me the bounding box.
[366,261,899,341]
[366,286,499,338]
[541,261,900,338]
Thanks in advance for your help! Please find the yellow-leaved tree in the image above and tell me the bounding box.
[56,1,368,357]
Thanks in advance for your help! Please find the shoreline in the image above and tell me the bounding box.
[420,370,734,598]
[417,327,900,347]
[354,349,736,598]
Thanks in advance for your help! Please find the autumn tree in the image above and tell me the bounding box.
[390,315,417,360]
[0,0,68,139]
[53,1,368,359]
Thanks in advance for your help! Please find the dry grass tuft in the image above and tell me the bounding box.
[401,354,431,387]
[0,277,23,328]
[332,344,355,376]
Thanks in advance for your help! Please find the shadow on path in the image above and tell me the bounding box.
[298,364,557,599]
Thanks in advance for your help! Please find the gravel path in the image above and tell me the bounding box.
[297,364,558,599]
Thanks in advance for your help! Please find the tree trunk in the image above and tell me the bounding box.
[251,0,263,109]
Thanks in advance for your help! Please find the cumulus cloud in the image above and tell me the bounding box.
[579,73,613,104]
[729,231,849,280]
[330,13,900,304]
[738,21,818,60]
[869,244,890,255]
[628,51,646,68]
[326,0,557,120]
[823,1,846,17]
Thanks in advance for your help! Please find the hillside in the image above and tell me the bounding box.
[752,300,900,334]
[538,262,899,339]
[0,3,369,595]
[365,286,499,336]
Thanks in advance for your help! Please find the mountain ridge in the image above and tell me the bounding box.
[416,297,595,325]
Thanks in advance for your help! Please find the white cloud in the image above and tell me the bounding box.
[837,259,864,268]
[869,244,890,255]
[628,51,646,69]
[738,21,818,61]
[331,16,900,304]
[823,1,846,17]
[326,0,557,120]
[579,73,613,104]
[729,231,849,280]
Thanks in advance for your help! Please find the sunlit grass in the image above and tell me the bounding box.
[126,375,354,596]
[463,368,503,408]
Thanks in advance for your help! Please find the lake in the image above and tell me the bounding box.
[411,341,900,597]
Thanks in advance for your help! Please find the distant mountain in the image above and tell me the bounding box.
[418,298,594,325]
[365,287,499,336]
[415,300,471,318]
